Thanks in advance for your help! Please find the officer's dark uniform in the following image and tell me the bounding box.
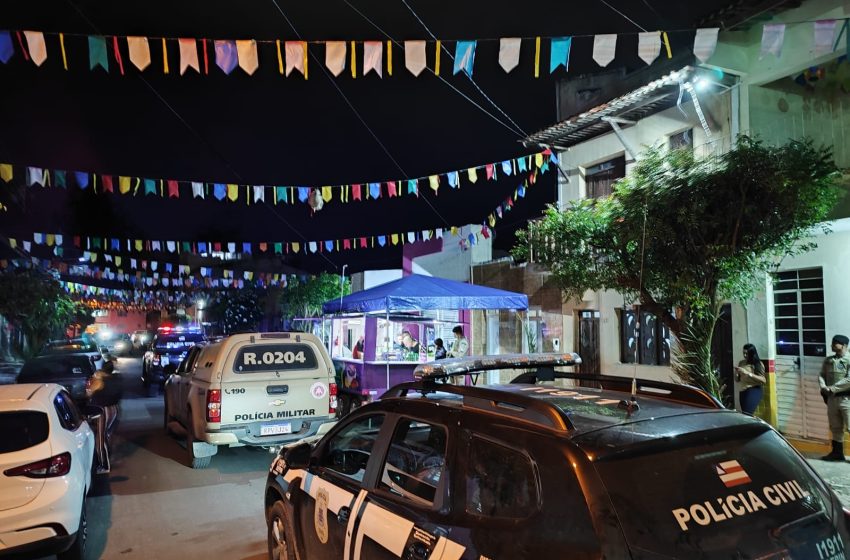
[819,334,850,461]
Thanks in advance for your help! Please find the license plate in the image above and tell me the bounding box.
[260,423,292,436]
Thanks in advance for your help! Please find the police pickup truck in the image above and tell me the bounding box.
[163,332,337,468]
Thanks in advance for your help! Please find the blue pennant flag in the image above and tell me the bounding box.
[518,184,526,198]
[0,31,14,64]
[377,235,386,247]
[297,187,309,202]
[144,179,158,196]
[325,240,334,252]
[198,242,207,253]
[213,183,226,200]
[243,242,252,254]
[75,172,89,189]
[550,37,572,73]
[111,238,120,250]
[453,40,477,76]
[407,179,418,195]
[518,157,528,172]
[166,263,173,273]
[369,182,381,199]
[447,171,459,188]
[276,186,288,203]
[501,160,513,176]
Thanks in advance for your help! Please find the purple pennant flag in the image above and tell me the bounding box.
[214,40,238,74]
[0,31,14,64]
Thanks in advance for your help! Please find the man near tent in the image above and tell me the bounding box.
[447,326,469,358]
[819,334,850,461]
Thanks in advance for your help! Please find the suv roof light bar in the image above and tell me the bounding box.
[413,353,582,381]
[383,381,572,431]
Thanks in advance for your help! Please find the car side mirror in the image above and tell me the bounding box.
[283,442,312,470]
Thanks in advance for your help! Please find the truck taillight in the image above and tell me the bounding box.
[329,382,337,415]
[206,389,221,422]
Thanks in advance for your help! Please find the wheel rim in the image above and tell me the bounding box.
[270,514,288,560]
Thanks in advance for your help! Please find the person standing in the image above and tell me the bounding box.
[447,326,469,358]
[819,334,850,461]
[87,357,123,474]
[736,344,766,415]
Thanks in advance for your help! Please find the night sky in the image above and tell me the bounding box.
[0,0,744,276]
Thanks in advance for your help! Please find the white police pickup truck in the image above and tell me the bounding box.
[163,332,337,468]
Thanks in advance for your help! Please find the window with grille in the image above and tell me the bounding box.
[618,308,671,366]
[669,128,694,151]
[772,268,826,357]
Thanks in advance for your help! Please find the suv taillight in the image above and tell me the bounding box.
[4,452,72,478]
[206,389,221,422]
[329,382,337,415]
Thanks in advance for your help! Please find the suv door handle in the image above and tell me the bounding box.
[337,506,350,524]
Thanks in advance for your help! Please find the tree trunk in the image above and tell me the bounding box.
[670,308,724,402]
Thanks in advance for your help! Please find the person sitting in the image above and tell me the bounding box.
[401,331,420,356]
[352,336,364,360]
[434,338,447,360]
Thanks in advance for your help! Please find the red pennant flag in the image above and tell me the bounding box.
[112,36,125,75]
[343,239,351,250]
[202,39,209,74]
[213,242,222,252]
[485,164,495,180]
[352,184,362,201]
[359,237,367,248]
[481,227,490,239]
[102,175,114,193]
[73,236,81,248]
[259,242,268,252]
[387,181,397,197]
[167,180,179,198]
[15,31,29,61]
[542,148,552,156]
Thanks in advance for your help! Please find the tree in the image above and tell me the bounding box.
[0,268,81,356]
[513,137,841,399]
[220,288,265,334]
[280,273,350,332]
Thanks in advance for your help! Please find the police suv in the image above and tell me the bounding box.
[265,353,850,560]
[163,332,337,469]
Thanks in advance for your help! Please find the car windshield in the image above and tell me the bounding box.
[594,429,841,558]
[154,333,205,351]
[19,357,94,380]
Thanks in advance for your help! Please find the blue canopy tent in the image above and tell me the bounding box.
[321,273,528,314]
[322,274,528,396]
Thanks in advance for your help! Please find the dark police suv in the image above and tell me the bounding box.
[264,353,850,560]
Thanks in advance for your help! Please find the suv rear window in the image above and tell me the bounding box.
[0,411,49,453]
[594,429,838,558]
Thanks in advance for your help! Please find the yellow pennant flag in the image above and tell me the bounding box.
[135,239,143,251]
[467,167,478,183]
[661,31,672,58]
[387,40,392,76]
[162,38,170,74]
[60,33,68,70]
[89,252,97,262]
[322,186,332,202]
[116,256,122,267]
[391,234,399,246]
[435,40,441,75]
[429,175,439,192]
[534,37,541,78]
[291,242,300,253]
[0,164,12,182]
[451,226,459,236]
[489,214,496,227]
[535,153,544,168]
[303,42,308,79]
[227,184,239,202]
[46,234,55,246]
[275,40,284,74]
[119,176,131,194]
[8,239,15,249]
[351,40,357,78]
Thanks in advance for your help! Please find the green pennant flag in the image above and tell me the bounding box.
[88,35,109,72]
[274,242,282,254]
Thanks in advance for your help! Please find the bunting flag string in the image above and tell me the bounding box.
[0,150,550,208]
[0,23,795,78]
[6,153,553,264]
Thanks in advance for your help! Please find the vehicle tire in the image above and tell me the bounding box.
[58,497,87,560]
[267,500,291,560]
[186,411,211,469]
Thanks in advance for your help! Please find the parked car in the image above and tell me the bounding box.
[164,332,336,469]
[17,355,99,403]
[265,353,850,560]
[95,331,132,356]
[40,339,105,372]
[0,383,95,559]
[141,327,206,396]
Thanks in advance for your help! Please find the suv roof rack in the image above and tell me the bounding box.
[413,353,583,385]
[382,381,572,431]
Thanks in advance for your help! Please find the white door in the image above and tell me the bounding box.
[773,268,829,440]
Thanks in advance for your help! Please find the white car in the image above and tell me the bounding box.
[0,383,95,559]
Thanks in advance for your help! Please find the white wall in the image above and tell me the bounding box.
[351,269,402,292]
[412,225,492,282]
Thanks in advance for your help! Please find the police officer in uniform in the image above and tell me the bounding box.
[819,334,850,461]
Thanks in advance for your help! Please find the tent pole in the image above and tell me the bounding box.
[386,307,390,390]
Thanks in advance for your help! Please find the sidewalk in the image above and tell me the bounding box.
[0,360,21,385]
[789,437,850,507]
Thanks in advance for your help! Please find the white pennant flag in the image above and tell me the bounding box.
[152,241,161,251]
[237,39,259,75]
[693,28,719,62]
[253,185,265,203]
[498,37,521,72]
[228,243,236,253]
[127,36,152,71]
[55,234,63,246]
[24,31,47,66]
[593,34,617,67]
[285,41,305,76]
[407,232,416,243]
[760,23,786,59]
[638,32,660,65]
[191,181,204,198]
[814,20,838,56]
[178,38,200,74]
[166,241,176,253]
[325,41,346,76]
[404,40,426,76]
[363,41,383,77]
[435,229,443,239]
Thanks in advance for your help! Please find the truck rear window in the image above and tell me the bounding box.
[0,411,49,453]
[594,429,843,559]
[233,344,318,372]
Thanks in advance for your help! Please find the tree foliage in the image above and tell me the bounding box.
[0,268,81,356]
[513,137,841,397]
[220,288,265,334]
[280,273,350,331]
